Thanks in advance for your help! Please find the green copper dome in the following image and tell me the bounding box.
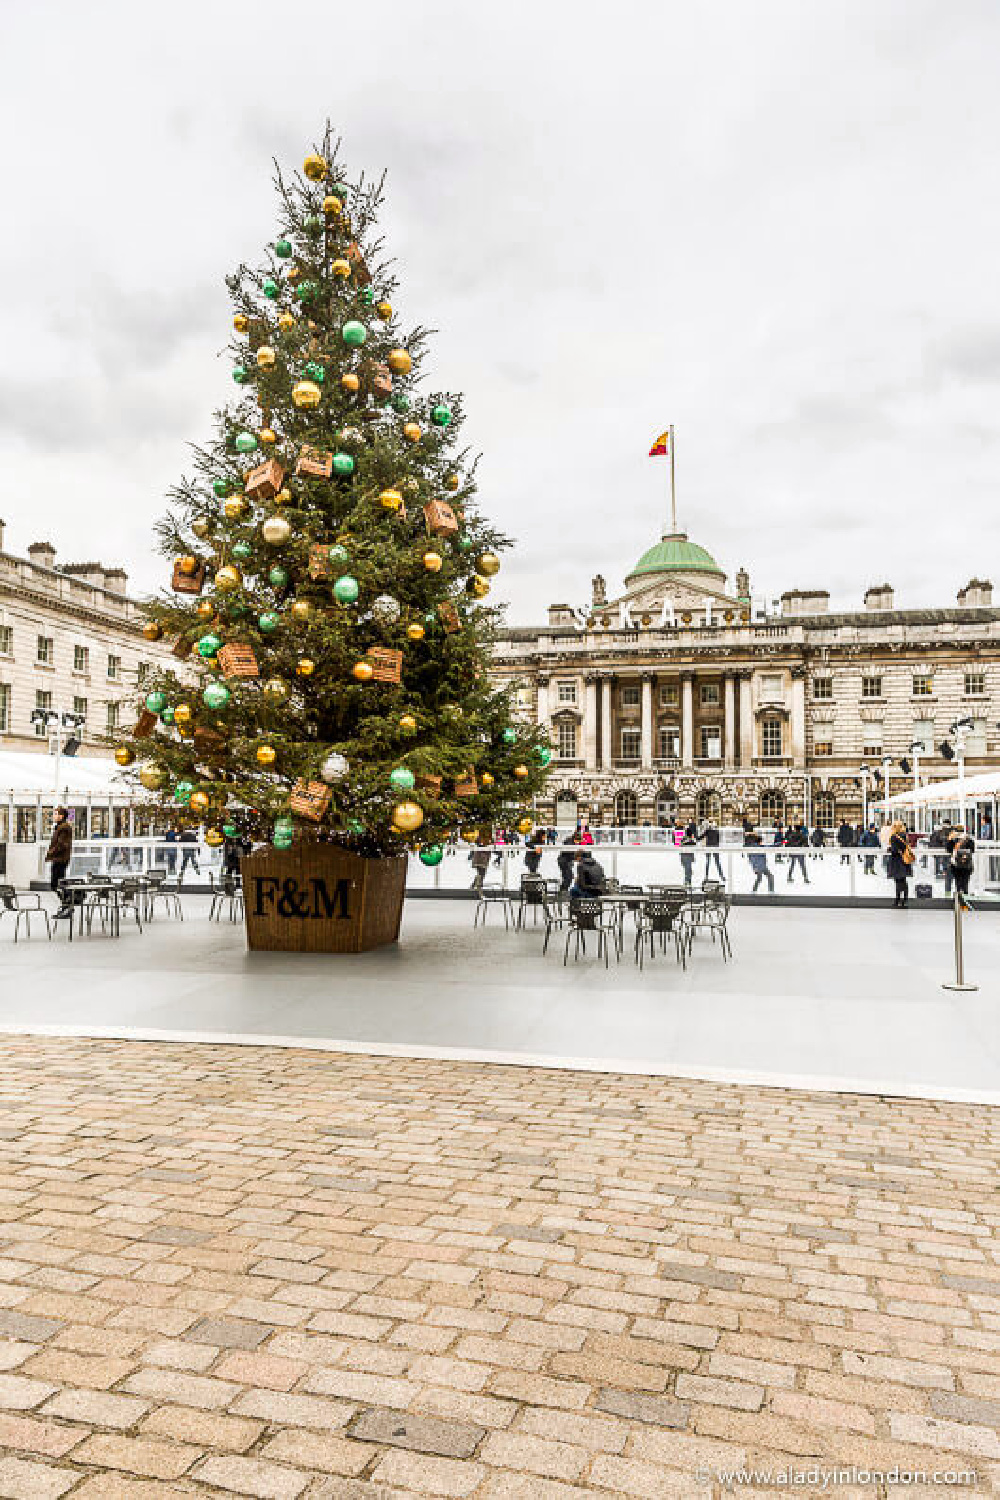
[626,532,723,581]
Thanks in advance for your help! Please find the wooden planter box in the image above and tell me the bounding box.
[242,845,406,953]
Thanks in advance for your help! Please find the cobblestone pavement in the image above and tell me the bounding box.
[0,1038,997,1498]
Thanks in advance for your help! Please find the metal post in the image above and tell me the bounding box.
[942,890,977,992]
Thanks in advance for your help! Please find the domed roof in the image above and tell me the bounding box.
[626,532,723,582]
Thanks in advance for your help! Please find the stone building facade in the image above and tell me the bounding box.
[492,530,1000,829]
[0,522,175,757]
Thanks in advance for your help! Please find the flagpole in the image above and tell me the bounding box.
[669,424,676,533]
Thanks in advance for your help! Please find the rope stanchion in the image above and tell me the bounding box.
[942,890,978,992]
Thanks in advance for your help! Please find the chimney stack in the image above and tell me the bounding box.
[864,583,894,611]
[27,541,57,571]
[958,579,993,608]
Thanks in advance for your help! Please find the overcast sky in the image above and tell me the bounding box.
[3,0,998,620]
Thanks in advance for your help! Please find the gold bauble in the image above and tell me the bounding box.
[259,428,277,446]
[256,345,276,370]
[323,193,342,216]
[514,764,529,779]
[341,372,360,394]
[233,314,249,334]
[380,488,403,511]
[296,657,316,677]
[460,827,479,844]
[403,422,422,444]
[139,766,166,791]
[286,266,301,284]
[205,829,225,848]
[142,622,163,642]
[177,554,198,576]
[469,576,490,599]
[114,746,135,767]
[256,745,277,767]
[196,600,215,620]
[290,599,312,622]
[261,515,292,546]
[422,551,442,573]
[375,300,392,320]
[352,661,374,682]
[274,487,293,506]
[480,771,494,787]
[517,817,533,835]
[214,565,242,592]
[332,258,351,279]
[292,380,322,409]
[278,312,296,333]
[444,473,460,492]
[303,152,327,181]
[223,496,247,521]
[263,677,289,701]
[406,623,425,641]
[191,517,212,539]
[173,703,193,726]
[189,791,210,815]
[399,714,417,732]
[387,348,412,375]
[476,552,501,577]
[391,800,424,833]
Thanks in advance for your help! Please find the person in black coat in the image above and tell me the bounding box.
[556,835,578,891]
[700,821,725,882]
[836,820,855,866]
[785,823,810,884]
[744,827,773,893]
[569,851,606,897]
[887,820,912,907]
[524,834,543,876]
[859,824,879,876]
[946,826,975,908]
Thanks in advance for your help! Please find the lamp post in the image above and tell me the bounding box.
[29,706,86,795]
[950,717,974,830]
[859,765,871,829]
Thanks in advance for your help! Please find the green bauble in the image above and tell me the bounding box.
[160,707,175,726]
[274,832,294,850]
[419,844,444,867]
[329,544,350,563]
[333,574,359,604]
[423,610,437,626]
[389,767,416,792]
[203,682,231,710]
[232,366,249,384]
[145,690,167,714]
[228,602,250,619]
[304,213,322,231]
[535,746,553,767]
[457,536,473,552]
[341,320,367,347]
[348,819,364,836]
[502,727,517,745]
[392,394,410,413]
[212,478,229,498]
[232,541,252,561]
[297,280,318,302]
[275,814,294,835]
[332,452,355,477]
[303,361,325,383]
[223,822,236,838]
[258,611,281,634]
[174,780,193,805]
[275,238,292,258]
[262,278,279,299]
[332,181,349,199]
[360,286,375,305]
[431,403,453,428]
[268,565,289,588]
[197,633,223,658]
[235,431,257,453]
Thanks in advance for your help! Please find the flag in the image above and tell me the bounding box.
[648,429,670,458]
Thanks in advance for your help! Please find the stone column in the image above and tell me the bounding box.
[723,674,736,768]
[583,677,598,770]
[640,674,653,769]
[600,677,613,769]
[791,669,806,768]
[681,673,694,768]
[739,673,753,767]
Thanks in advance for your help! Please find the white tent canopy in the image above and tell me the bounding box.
[0,750,133,799]
[874,769,1000,812]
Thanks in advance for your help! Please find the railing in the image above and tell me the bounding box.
[69,838,225,881]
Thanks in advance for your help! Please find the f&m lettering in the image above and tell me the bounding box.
[311,877,351,920]
[253,876,281,916]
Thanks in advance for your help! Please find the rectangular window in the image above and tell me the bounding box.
[861,675,883,699]
[659,682,678,707]
[759,673,782,700]
[912,674,933,696]
[557,721,577,759]
[556,680,577,704]
[36,635,53,664]
[0,683,9,733]
[699,682,720,707]
[863,724,884,758]
[699,725,721,758]
[105,702,120,734]
[620,685,640,709]
[658,726,680,759]
[107,654,122,682]
[0,625,12,656]
[812,677,833,700]
[73,696,88,722]
[73,644,90,673]
[620,726,641,759]
[34,688,52,736]
[964,672,986,696]
[761,718,783,758]
[813,739,833,757]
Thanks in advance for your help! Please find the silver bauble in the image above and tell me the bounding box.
[371,593,401,623]
[261,516,292,546]
[320,751,350,783]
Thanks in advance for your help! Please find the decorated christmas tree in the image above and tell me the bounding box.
[117,125,551,940]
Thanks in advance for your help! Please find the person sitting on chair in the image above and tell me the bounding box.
[569,850,606,898]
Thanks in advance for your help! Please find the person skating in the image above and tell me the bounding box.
[786,823,810,884]
[946,825,975,910]
[469,834,492,891]
[45,807,74,916]
[887,820,913,907]
[679,827,697,887]
[744,827,774,893]
[859,823,879,875]
[700,821,725,882]
[556,834,578,891]
[836,819,855,866]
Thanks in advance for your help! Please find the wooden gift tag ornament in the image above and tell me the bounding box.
[437,602,460,634]
[454,769,479,798]
[172,559,206,594]
[132,710,158,739]
[367,647,403,684]
[288,779,332,822]
[346,241,372,285]
[245,458,285,501]
[308,544,332,580]
[217,643,259,680]
[295,446,334,480]
[361,361,392,401]
[423,500,459,538]
[415,773,442,800]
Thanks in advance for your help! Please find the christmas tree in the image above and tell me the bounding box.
[118,125,551,872]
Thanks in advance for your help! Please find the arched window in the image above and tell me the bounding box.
[655,788,677,826]
[815,792,835,827]
[761,789,785,825]
[696,789,722,823]
[555,790,578,827]
[615,789,638,826]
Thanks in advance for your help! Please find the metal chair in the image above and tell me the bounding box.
[82,879,120,938]
[698,890,733,961]
[147,871,183,921]
[473,884,513,929]
[540,891,570,955]
[563,897,615,968]
[209,874,243,923]
[0,885,51,942]
[117,878,145,932]
[634,895,687,970]
[516,874,548,928]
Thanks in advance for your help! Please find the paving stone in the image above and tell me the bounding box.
[350,1406,485,1458]
[194,1455,308,1499]
[41,1388,150,1429]
[0,1312,62,1343]
[595,1387,690,1427]
[183,1316,272,1349]
[0,1456,78,1499]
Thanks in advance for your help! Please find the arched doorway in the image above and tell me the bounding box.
[761,789,785,826]
[815,791,835,828]
[615,789,638,826]
[655,787,677,826]
[696,789,722,823]
[555,790,578,828]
